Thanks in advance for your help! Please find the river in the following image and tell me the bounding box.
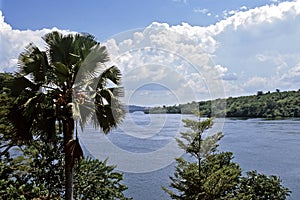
[79,113,300,200]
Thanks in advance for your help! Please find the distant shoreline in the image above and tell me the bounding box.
[129,89,300,119]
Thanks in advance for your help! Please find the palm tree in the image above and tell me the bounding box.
[6,31,125,199]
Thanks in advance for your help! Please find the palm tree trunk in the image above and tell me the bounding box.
[65,163,73,200]
[63,116,74,200]
[198,133,201,192]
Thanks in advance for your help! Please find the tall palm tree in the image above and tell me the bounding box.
[6,31,125,199]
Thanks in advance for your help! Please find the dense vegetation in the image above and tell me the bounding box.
[0,73,130,199]
[163,112,291,199]
[1,30,126,200]
[148,90,300,118]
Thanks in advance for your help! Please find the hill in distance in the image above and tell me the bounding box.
[144,89,300,118]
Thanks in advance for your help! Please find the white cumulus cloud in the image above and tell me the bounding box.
[1,0,300,105]
[0,10,73,72]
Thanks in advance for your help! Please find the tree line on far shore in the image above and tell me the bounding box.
[147,90,300,118]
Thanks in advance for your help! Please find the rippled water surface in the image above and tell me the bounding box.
[80,114,300,200]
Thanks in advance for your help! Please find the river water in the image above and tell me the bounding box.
[79,113,300,200]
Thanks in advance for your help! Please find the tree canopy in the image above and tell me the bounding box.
[3,31,125,199]
[0,72,130,199]
[163,113,291,199]
[148,90,300,118]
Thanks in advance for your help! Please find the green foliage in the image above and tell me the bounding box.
[5,31,125,199]
[0,70,129,199]
[165,158,200,200]
[7,31,125,141]
[0,151,49,199]
[0,73,16,150]
[200,152,241,199]
[1,73,48,199]
[148,90,300,118]
[163,112,239,199]
[163,153,241,200]
[0,132,130,199]
[225,91,300,118]
[163,113,291,199]
[176,116,223,160]
[74,158,131,200]
[235,171,291,200]
[23,137,65,198]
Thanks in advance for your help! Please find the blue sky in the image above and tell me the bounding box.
[1,0,284,39]
[1,0,300,106]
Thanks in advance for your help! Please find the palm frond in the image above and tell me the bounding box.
[24,31,126,137]
[73,33,97,60]
[75,65,122,97]
[5,76,39,96]
[53,62,69,84]
[98,65,122,88]
[43,31,63,47]
[44,31,80,69]
[18,43,49,84]
[86,44,110,65]
[98,88,114,105]
[72,82,124,131]
[75,44,110,83]
[91,104,125,134]
[72,98,95,130]
[43,31,65,64]
[91,89,125,133]
[8,102,34,141]
[108,87,124,98]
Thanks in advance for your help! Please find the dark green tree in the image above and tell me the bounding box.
[1,72,129,199]
[148,90,300,118]
[0,151,49,199]
[164,152,241,200]
[0,73,50,199]
[73,158,130,200]
[21,137,130,199]
[5,31,125,199]
[163,113,291,199]
[23,135,65,198]
[163,113,236,199]
[1,138,130,199]
[234,170,290,200]
[0,73,17,155]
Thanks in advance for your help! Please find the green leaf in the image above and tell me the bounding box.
[103,65,122,85]
[18,43,49,84]
[5,76,38,96]
[53,62,69,83]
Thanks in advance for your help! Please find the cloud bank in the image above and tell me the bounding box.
[0,10,72,72]
[1,0,300,105]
